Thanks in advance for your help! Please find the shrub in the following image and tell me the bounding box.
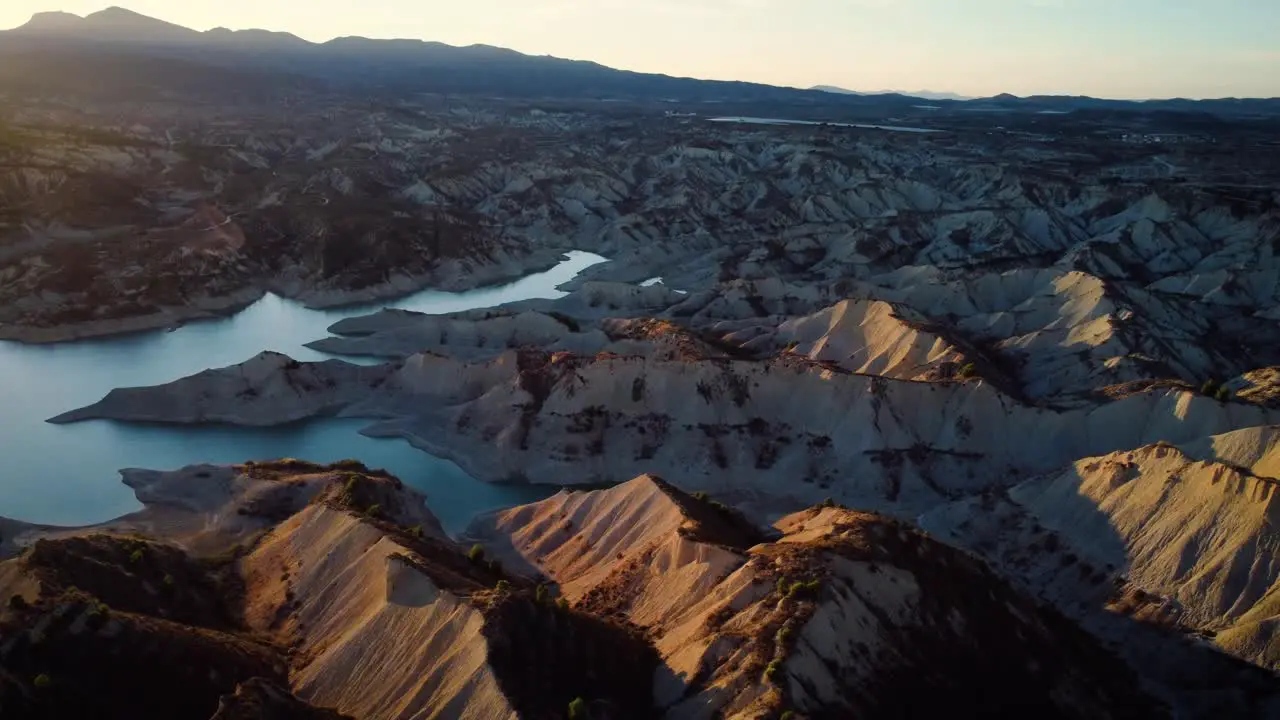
[957,362,978,379]
[33,674,52,690]
[776,577,789,596]
[162,574,176,588]
[86,603,109,630]
[495,580,511,593]
[692,491,710,502]
[776,626,793,646]
[409,525,424,539]
[365,504,382,519]
[1201,379,1219,395]
[763,659,783,683]
[556,597,570,611]
[786,579,822,599]
[819,497,836,508]
[568,697,589,720]
[129,549,144,564]
[781,712,796,720]
[535,584,548,604]
[1216,386,1231,402]
[468,544,486,563]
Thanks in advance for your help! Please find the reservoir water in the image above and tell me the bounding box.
[708,116,940,133]
[0,251,607,536]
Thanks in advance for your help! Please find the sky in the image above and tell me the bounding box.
[2,1,1278,99]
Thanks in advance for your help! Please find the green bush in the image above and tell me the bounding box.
[786,579,822,600]
[409,525,424,539]
[129,549,144,564]
[776,577,789,596]
[763,659,783,683]
[495,580,511,593]
[692,491,710,502]
[468,544,486,563]
[780,712,796,720]
[1216,386,1231,402]
[957,362,978,379]
[535,584,548,604]
[85,603,109,630]
[162,574,176,588]
[365,504,382,519]
[1201,379,1219,395]
[776,626,793,646]
[556,597,570,611]
[568,697,589,720]
[33,674,52,690]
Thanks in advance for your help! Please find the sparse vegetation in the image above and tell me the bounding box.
[957,362,978,380]
[1216,386,1232,402]
[763,659,783,683]
[535,584,549,604]
[33,674,53,690]
[409,525,424,538]
[556,597,570,611]
[129,549,144,564]
[365,504,382,519]
[568,696,589,720]
[468,544,486,563]
[495,580,511,593]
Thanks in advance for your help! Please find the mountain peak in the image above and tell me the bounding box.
[19,10,85,31]
[18,6,198,42]
[83,6,197,34]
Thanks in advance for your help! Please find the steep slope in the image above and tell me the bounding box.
[0,462,657,720]
[718,299,965,380]
[923,426,1280,670]
[471,479,1161,719]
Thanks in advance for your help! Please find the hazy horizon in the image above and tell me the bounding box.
[3,1,1278,101]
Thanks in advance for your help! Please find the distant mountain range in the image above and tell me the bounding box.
[811,85,973,102]
[4,7,1278,116]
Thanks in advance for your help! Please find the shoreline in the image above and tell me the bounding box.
[0,247,584,346]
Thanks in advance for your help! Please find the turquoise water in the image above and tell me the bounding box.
[0,251,606,536]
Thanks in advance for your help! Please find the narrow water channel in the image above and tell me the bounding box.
[0,251,608,535]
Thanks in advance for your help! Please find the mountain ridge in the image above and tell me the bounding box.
[7,7,1278,111]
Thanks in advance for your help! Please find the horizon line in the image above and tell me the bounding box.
[8,5,1280,104]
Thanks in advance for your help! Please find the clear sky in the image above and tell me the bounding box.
[3,1,1278,99]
